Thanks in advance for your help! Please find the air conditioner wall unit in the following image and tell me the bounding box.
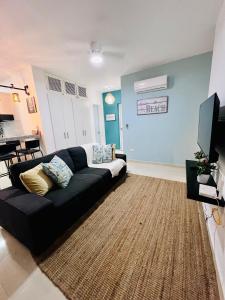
[134,75,168,93]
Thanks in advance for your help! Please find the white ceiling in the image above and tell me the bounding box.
[0,0,223,90]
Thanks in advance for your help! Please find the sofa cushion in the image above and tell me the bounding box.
[42,156,73,188]
[10,149,75,190]
[19,164,54,196]
[67,147,88,171]
[89,159,126,178]
[55,149,75,173]
[0,187,26,201]
[76,167,112,184]
[45,174,103,207]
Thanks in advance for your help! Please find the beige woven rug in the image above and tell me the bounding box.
[39,174,219,300]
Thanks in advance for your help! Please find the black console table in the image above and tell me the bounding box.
[186,160,225,207]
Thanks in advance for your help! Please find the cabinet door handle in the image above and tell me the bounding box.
[67,132,69,139]
[64,132,66,139]
[85,130,86,136]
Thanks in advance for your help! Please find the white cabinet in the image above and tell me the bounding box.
[48,92,78,151]
[48,91,67,151]
[63,95,78,147]
[72,99,92,145]
[48,91,92,151]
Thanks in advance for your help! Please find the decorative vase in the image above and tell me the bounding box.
[197,174,210,184]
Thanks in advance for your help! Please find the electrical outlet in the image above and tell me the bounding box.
[129,148,134,152]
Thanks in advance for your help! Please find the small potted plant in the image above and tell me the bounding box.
[194,151,216,184]
[194,150,206,162]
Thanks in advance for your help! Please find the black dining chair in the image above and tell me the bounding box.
[17,139,43,160]
[6,140,21,147]
[0,144,18,178]
[6,140,22,162]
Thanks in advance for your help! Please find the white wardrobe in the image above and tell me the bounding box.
[47,76,92,151]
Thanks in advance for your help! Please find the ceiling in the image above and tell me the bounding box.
[0,0,223,91]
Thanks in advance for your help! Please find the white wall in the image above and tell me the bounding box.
[0,66,42,139]
[9,66,42,135]
[209,3,225,105]
[206,3,225,299]
[31,66,56,153]
[0,92,23,137]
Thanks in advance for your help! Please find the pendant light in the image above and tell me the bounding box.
[105,93,115,105]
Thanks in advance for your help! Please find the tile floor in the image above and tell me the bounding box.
[0,160,185,299]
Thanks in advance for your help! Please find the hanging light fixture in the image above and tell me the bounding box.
[105,93,115,105]
[12,93,20,102]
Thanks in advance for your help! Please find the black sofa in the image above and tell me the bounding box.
[0,146,127,254]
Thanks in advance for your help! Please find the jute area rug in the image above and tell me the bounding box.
[38,174,219,300]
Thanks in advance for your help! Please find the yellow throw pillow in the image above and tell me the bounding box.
[19,164,54,196]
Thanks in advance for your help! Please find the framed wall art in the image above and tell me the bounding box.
[26,96,37,114]
[106,114,116,121]
[137,96,168,115]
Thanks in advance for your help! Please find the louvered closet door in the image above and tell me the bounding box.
[48,92,67,151]
[63,95,78,147]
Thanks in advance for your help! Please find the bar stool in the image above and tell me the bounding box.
[16,139,43,160]
[0,144,18,178]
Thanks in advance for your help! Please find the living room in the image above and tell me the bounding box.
[0,1,225,299]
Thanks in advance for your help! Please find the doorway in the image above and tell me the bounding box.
[102,90,123,150]
[93,104,101,144]
[118,103,123,150]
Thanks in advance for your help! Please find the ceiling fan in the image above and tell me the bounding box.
[64,40,125,65]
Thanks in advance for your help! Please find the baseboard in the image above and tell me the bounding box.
[203,203,225,300]
[128,159,185,168]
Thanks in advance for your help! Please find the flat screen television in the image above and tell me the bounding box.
[197,93,220,162]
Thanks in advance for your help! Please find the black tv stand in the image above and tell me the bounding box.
[186,160,225,207]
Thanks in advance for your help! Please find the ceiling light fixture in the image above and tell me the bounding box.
[105,93,115,105]
[90,53,103,65]
[90,41,103,66]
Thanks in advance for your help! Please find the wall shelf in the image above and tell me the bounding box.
[186,160,225,207]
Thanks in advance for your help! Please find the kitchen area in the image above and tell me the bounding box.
[0,90,41,188]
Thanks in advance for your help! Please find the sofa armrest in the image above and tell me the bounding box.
[0,193,54,254]
[116,153,127,162]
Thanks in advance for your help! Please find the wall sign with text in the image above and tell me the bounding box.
[137,96,168,115]
[106,114,116,121]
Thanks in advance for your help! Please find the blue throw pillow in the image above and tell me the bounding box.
[92,144,112,164]
[42,155,73,188]
[102,144,112,163]
[92,144,103,164]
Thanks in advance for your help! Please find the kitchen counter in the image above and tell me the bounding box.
[0,135,40,143]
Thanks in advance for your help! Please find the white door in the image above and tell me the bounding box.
[118,103,123,150]
[63,95,78,147]
[93,104,101,143]
[48,92,67,150]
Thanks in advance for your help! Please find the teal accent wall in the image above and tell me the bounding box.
[121,52,212,165]
[102,90,121,149]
